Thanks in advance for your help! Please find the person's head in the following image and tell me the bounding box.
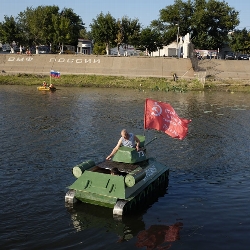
[111,167,119,175]
[121,129,129,138]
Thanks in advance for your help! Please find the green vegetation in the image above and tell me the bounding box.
[203,79,250,92]
[0,0,246,56]
[229,28,250,53]
[151,0,240,50]
[0,74,249,92]
[0,6,84,51]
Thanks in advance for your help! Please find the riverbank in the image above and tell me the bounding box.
[1,54,250,92]
[0,74,250,92]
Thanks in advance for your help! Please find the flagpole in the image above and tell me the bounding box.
[143,99,147,136]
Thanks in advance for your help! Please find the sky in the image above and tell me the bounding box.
[0,0,249,30]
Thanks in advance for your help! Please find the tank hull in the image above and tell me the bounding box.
[65,158,169,216]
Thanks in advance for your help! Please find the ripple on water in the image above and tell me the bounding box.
[1,86,250,249]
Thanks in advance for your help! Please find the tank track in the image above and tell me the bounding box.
[65,189,77,204]
[113,170,169,216]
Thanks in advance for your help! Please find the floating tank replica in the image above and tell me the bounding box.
[65,135,169,216]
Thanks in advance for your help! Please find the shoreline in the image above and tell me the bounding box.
[1,55,249,92]
[0,73,250,92]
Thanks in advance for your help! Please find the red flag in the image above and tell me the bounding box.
[144,98,191,140]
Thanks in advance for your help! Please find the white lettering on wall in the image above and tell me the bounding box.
[16,58,24,62]
[85,59,91,63]
[8,57,101,64]
[58,58,65,63]
[26,57,33,62]
[76,59,83,63]
[49,58,56,62]
[8,57,34,62]
[67,59,74,63]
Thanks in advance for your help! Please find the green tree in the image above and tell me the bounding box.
[191,0,239,49]
[119,16,141,55]
[0,16,23,46]
[114,17,141,56]
[79,29,92,40]
[229,28,250,53]
[115,19,124,56]
[90,12,117,55]
[18,5,59,46]
[151,0,239,49]
[59,8,85,46]
[138,27,163,55]
[92,42,106,55]
[17,6,84,49]
[52,13,72,52]
[151,0,193,45]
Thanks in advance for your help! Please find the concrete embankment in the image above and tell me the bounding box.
[1,54,249,81]
[0,54,194,79]
[197,59,250,81]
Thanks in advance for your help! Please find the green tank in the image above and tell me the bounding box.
[65,135,169,216]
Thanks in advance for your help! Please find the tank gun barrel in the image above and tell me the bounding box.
[144,137,157,147]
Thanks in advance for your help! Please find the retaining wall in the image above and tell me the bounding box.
[1,54,249,80]
[197,59,250,80]
[0,54,194,79]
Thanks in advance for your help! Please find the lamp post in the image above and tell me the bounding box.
[176,23,180,57]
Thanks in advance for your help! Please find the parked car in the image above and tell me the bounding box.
[14,47,26,54]
[225,52,235,60]
[237,54,249,60]
[38,45,50,54]
[2,44,11,52]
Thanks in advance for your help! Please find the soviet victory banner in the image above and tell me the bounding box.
[144,98,191,140]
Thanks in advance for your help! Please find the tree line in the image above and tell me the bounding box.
[0,0,249,55]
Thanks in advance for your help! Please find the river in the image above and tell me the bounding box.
[0,85,249,250]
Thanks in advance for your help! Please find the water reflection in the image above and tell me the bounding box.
[136,222,183,250]
[66,203,145,242]
[66,202,183,249]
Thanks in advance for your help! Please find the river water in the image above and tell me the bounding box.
[0,85,249,250]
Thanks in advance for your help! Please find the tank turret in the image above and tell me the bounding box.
[111,135,146,163]
[111,146,147,163]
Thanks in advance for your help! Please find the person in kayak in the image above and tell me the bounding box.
[106,129,140,160]
[49,83,56,90]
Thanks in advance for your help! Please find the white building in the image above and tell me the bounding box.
[77,39,93,54]
[151,41,179,57]
[152,33,192,58]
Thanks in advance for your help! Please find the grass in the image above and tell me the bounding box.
[0,73,250,92]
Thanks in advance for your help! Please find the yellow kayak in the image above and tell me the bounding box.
[37,86,56,91]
